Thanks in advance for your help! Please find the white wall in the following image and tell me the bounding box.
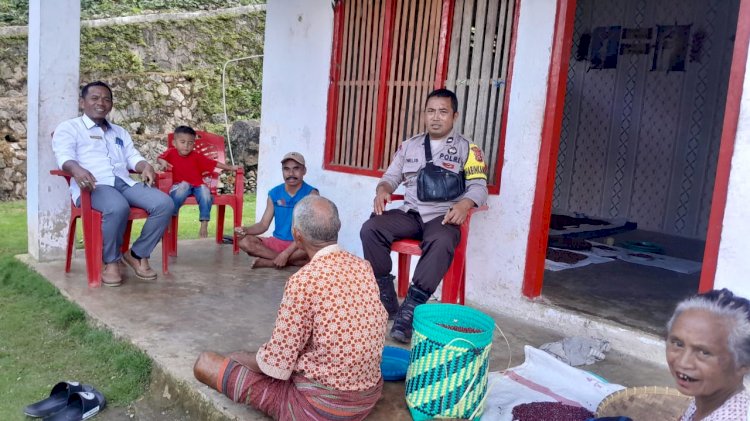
[260,0,673,362]
[715,44,750,297]
[259,0,556,272]
[258,0,382,252]
[466,0,555,308]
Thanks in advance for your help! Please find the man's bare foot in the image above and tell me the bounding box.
[199,221,209,238]
[251,258,275,268]
[194,351,227,390]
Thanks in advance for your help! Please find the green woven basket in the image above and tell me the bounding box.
[405,304,495,421]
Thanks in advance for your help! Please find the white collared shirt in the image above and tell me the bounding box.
[52,114,146,203]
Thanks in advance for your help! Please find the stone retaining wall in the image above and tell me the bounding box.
[0,6,264,200]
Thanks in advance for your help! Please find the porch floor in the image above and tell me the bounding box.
[23,239,674,420]
[543,230,704,336]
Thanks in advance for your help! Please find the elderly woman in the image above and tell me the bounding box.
[666,288,750,420]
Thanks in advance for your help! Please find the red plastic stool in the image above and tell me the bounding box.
[389,194,487,305]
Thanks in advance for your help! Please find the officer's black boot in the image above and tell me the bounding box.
[376,274,399,319]
[390,285,430,343]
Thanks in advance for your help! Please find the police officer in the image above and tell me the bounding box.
[360,88,488,343]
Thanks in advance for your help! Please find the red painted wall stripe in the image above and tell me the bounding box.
[435,0,454,89]
[371,0,396,172]
[324,1,345,169]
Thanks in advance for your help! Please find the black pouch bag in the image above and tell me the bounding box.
[416,135,465,202]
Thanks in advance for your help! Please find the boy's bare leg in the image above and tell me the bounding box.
[199,221,209,238]
[238,236,279,260]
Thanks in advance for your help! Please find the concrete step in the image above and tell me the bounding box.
[20,240,675,421]
[99,364,232,421]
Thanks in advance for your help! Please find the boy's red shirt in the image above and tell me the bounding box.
[159,148,218,187]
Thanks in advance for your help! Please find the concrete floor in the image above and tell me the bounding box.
[23,239,675,420]
[543,230,704,335]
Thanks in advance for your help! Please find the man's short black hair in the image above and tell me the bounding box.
[80,81,113,99]
[425,88,458,113]
[174,125,196,137]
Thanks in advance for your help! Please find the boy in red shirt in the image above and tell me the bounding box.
[158,126,240,238]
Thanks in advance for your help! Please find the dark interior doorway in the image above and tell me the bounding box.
[540,0,741,335]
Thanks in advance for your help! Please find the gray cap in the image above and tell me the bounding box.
[281,152,306,166]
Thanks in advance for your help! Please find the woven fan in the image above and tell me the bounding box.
[596,386,691,421]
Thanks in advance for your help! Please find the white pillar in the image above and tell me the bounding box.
[26,0,80,261]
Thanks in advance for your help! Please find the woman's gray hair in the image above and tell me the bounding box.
[292,196,340,243]
[667,288,750,367]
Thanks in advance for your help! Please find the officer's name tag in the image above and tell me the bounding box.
[90,135,103,140]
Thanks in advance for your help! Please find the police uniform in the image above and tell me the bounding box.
[360,131,488,295]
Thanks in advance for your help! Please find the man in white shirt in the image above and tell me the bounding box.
[52,81,174,286]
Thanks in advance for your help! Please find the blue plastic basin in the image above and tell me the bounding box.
[381,346,410,381]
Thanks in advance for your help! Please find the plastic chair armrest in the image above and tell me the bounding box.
[50,169,71,178]
[232,168,245,200]
[155,169,173,193]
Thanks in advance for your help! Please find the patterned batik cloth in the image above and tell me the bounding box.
[256,244,388,391]
[218,359,383,421]
[680,389,749,421]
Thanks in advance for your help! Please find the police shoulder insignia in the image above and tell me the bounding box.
[464,143,487,180]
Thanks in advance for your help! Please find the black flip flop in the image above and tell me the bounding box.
[23,382,94,418]
[43,389,106,421]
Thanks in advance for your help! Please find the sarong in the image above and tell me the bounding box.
[218,359,383,420]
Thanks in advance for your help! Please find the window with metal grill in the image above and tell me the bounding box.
[325,0,516,193]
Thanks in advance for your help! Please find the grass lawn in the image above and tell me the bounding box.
[124,195,258,240]
[0,195,256,419]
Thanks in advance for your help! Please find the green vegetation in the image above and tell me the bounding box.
[0,200,26,255]
[0,0,263,26]
[129,195,258,238]
[0,195,256,418]
[77,13,265,135]
[0,2,265,140]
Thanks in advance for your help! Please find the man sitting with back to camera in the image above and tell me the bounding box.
[194,196,387,420]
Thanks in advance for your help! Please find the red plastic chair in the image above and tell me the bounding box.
[51,170,173,288]
[165,131,245,256]
[389,194,487,305]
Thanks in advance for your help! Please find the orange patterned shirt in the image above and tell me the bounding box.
[256,244,388,391]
